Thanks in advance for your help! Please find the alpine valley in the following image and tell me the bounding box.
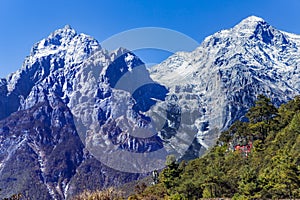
[1,16,300,199]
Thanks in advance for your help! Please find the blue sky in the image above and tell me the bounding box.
[1,0,300,78]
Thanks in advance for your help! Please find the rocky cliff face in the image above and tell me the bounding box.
[0,101,83,199]
[0,100,142,199]
[150,16,300,150]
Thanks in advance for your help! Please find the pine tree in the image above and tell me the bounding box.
[160,155,182,194]
[246,94,277,141]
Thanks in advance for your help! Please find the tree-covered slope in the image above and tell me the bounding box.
[128,95,300,200]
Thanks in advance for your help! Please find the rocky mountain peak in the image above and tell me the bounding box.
[237,15,265,25]
[2,26,103,121]
[30,25,76,56]
[29,25,101,63]
[232,15,266,33]
[151,16,300,152]
[229,15,290,46]
[49,24,77,42]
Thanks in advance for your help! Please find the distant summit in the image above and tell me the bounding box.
[238,15,265,24]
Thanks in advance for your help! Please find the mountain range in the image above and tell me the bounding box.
[1,16,300,199]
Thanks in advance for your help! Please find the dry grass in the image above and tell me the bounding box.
[72,187,125,200]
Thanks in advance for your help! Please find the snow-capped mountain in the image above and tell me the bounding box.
[1,15,300,199]
[0,25,168,199]
[150,16,300,149]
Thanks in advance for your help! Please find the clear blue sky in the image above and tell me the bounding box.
[1,0,300,78]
